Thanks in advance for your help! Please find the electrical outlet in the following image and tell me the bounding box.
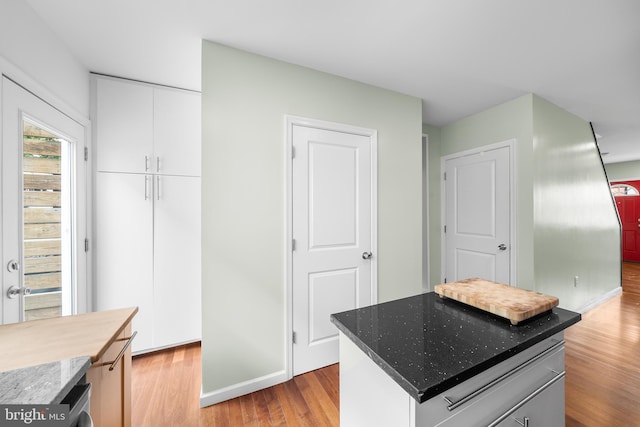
[574,276,579,287]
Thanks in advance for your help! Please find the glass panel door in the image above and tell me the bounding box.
[2,77,87,324]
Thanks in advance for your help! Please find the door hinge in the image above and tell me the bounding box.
[292,239,296,251]
[444,278,447,283]
[84,146,88,161]
[84,238,89,252]
[292,331,297,344]
[292,146,296,159]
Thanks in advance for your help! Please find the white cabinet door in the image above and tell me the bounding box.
[152,175,201,348]
[95,172,154,352]
[153,88,201,176]
[94,77,153,174]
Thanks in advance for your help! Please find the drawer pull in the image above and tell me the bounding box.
[514,416,530,427]
[108,331,137,371]
[486,370,565,427]
[443,339,564,411]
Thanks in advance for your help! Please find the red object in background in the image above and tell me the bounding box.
[612,180,640,263]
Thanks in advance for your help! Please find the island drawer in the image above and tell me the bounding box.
[415,334,565,426]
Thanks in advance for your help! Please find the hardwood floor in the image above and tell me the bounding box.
[565,291,640,426]
[623,261,640,294]
[132,286,640,426]
[131,345,338,426]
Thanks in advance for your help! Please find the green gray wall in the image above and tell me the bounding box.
[201,41,422,401]
[424,94,620,310]
[532,96,620,310]
[605,160,640,181]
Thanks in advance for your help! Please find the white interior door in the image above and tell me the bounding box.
[1,76,87,324]
[444,145,511,284]
[292,122,375,376]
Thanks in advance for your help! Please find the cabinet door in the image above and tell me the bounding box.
[95,172,154,352]
[152,175,201,348]
[153,88,201,176]
[95,77,153,173]
[86,322,133,427]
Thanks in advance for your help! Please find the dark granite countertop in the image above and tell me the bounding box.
[0,357,91,404]
[330,291,581,403]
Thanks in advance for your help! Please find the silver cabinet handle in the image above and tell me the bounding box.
[144,176,150,200]
[145,155,150,172]
[156,156,160,173]
[515,416,530,427]
[443,340,564,411]
[108,331,137,371]
[486,370,565,427]
[156,176,160,200]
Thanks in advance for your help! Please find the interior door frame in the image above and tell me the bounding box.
[440,139,517,285]
[285,115,378,380]
[0,56,92,320]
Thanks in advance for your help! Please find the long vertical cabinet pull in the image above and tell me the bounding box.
[156,176,161,201]
[156,156,161,173]
[145,155,150,172]
[144,175,150,200]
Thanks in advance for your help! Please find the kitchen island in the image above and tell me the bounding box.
[0,307,137,427]
[330,292,580,426]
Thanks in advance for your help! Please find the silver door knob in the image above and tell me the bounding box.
[498,244,507,251]
[6,286,31,299]
[362,251,373,260]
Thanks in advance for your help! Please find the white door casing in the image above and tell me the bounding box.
[288,117,377,377]
[442,142,514,285]
[1,76,87,324]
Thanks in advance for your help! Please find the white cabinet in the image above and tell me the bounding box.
[92,75,201,353]
[95,173,154,351]
[94,78,153,174]
[152,175,201,349]
[153,88,201,176]
[94,75,200,177]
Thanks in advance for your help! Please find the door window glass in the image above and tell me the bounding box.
[611,184,639,197]
[22,120,72,321]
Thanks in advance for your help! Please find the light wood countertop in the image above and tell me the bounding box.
[0,307,138,372]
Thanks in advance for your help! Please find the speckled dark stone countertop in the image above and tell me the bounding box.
[330,291,581,403]
[0,357,90,404]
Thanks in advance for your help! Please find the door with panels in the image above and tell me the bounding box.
[443,145,511,284]
[291,120,376,376]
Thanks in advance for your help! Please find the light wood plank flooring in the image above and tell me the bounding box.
[132,282,640,426]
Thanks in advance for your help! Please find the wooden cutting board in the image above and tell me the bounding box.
[434,278,559,325]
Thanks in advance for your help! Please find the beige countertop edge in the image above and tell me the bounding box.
[0,307,138,372]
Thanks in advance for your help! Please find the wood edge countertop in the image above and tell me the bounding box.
[0,307,138,372]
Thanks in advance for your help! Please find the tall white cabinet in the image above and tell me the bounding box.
[92,75,201,353]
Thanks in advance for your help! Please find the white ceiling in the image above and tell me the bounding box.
[26,0,640,164]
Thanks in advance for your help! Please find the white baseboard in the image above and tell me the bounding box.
[199,370,289,408]
[576,286,622,314]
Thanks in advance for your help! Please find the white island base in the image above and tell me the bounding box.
[339,332,566,427]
